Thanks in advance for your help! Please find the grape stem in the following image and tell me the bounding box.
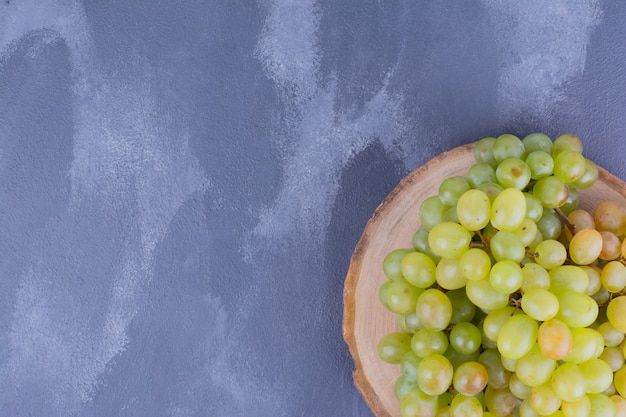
[555,207,576,235]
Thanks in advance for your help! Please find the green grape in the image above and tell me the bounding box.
[497,313,538,359]
[467,162,496,187]
[521,262,551,291]
[478,348,511,389]
[533,176,570,208]
[597,321,624,347]
[598,346,624,372]
[436,257,468,290]
[489,260,522,293]
[416,353,454,396]
[491,187,527,231]
[509,373,532,400]
[395,374,420,400]
[386,278,423,314]
[493,133,526,162]
[411,328,449,357]
[474,136,498,167]
[555,291,598,328]
[500,354,518,373]
[490,230,525,263]
[513,218,538,246]
[447,288,476,324]
[552,362,586,402]
[444,344,481,371]
[428,222,472,259]
[378,332,412,364]
[614,366,626,398]
[420,196,449,231]
[484,386,516,417]
[601,261,626,293]
[526,150,554,180]
[442,205,460,224]
[459,248,491,281]
[588,393,617,417]
[401,351,423,382]
[549,265,589,293]
[571,157,599,189]
[449,322,482,355]
[401,251,437,288]
[522,288,559,321]
[379,280,394,311]
[465,277,510,311]
[519,398,540,417]
[523,132,553,154]
[537,208,562,240]
[563,327,604,364]
[483,306,517,342]
[477,182,504,203]
[449,394,483,417]
[537,319,572,361]
[560,186,579,214]
[569,228,602,265]
[383,248,413,280]
[529,383,562,415]
[399,387,439,417]
[416,289,453,332]
[592,286,611,305]
[581,265,602,296]
[399,312,422,333]
[534,239,567,269]
[516,344,557,387]
[553,150,586,183]
[578,358,614,394]
[456,189,491,231]
[561,395,591,417]
[552,133,583,156]
[412,228,430,252]
[607,296,626,332]
[496,157,532,189]
[524,192,544,222]
[452,362,489,396]
[439,176,471,207]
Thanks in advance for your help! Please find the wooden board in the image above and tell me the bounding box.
[342,142,626,417]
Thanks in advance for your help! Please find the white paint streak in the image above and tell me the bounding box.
[1,0,209,414]
[481,0,602,119]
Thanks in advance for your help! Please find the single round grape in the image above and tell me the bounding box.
[581,265,602,296]
[594,200,625,235]
[523,132,553,154]
[416,289,453,332]
[439,176,471,207]
[500,354,518,373]
[522,289,559,321]
[416,354,454,396]
[412,228,430,252]
[428,222,472,259]
[597,321,624,347]
[569,208,595,230]
[478,348,511,389]
[447,288,476,324]
[378,279,393,311]
[524,192,544,222]
[399,312,422,333]
[493,133,526,162]
[519,398,541,417]
[457,189,491,231]
[509,373,532,400]
[386,278,423,314]
[435,257,468,290]
[578,358,614,394]
[537,319,572,360]
[521,262,551,291]
[490,230,525,263]
[561,395,591,417]
[533,176,570,208]
[489,260,523,293]
[572,157,599,189]
[526,150,554,180]
[607,296,626,332]
[534,239,567,269]
[529,383,562,415]
[516,344,557,387]
[514,218,538,246]
[552,362,586,402]
[465,277,510,311]
[599,230,622,261]
[601,261,626,293]
[399,387,439,417]
[420,195,448,231]
[395,374,420,400]
[477,182,504,203]
[459,248,491,281]
[563,327,604,364]
[484,386,516,416]
[553,150,586,183]
[378,332,412,364]
[549,265,589,293]
[555,291,598,328]
[474,136,498,167]
[449,322,482,355]
[467,162,496,187]
[401,251,437,288]
[537,208,562,240]
[569,228,602,265]
[614,366,626,398]
[442,205,460,224]
[411,328,449,358]
[588,393,617,417]
[497,313,538,359]
[483,306,517,342]
[383,248,413,280]
[452,361,488,396]
[552,133,583,156]
[598,346,624,372]
[491,187,527,231]
[496,157,532,189]
[560,186,580,215]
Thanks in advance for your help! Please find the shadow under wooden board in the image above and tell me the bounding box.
[342,142,626,417]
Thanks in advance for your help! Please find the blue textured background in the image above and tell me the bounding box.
[0,1,624,416]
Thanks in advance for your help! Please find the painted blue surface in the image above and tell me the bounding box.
[0,1,624,416]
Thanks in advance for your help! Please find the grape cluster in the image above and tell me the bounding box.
[377,133,626,417]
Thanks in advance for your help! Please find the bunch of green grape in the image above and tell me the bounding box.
[377,133,626,417]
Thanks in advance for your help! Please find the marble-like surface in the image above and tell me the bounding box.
[0,1,623,416]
